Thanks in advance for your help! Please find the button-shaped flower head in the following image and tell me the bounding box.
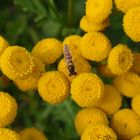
[71,73,104,107]
[111,109,140,139]
[20,128,47,140]
[75,107,109,135]
[113,72,140,98]
[81,124,117,140]
[86,0,112,23]
[32,38,63,65]
[38,71,70,104]
[0,46,34,80]
[80,32,112,62]
[123,7,140,42]
[0,92,17,127]
[108,44,133,75]
[0,128,20,140]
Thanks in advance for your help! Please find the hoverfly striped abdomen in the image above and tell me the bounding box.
[63,44,77,76]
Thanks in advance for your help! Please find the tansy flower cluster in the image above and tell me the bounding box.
[0,0,140,139]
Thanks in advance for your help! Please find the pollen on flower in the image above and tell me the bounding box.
[0,46,35,80]
[0,92,17,127]
[71,73,104,107]
[80,32,112,62]
[113,72,140,98]
[108,44,133,75]
[123,7,140,42]
[130,53,140,74]
[32,38,63,65]
[81,124,117,140]
[19,128,47,140]
[86,0,112,23]
[96,84,122,115]
[0,128,20,140]
[0,35,9,57]
[132,94,140,117]
[38,71,70,104]
[111,109,140,139]
[74,107,109,135]
[14,57,45,91]
[80,16,110,32]
[58,55,91,82]
[63,35,81,55]
[114,0,140,13]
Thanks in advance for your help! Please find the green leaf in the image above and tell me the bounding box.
[14,0,47,22]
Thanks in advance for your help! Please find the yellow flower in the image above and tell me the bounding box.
[38,71,70,104]
[14,57,45,91]
[0,46,34,80]
[81,124,117,140]
[0,128,20,140]
[86,0,112,23]
[108,44,133,75]
[132,94,140,117]
[123,7,140,42]
[113,72,140,98]
[131,135,140,140]
[75,107,109,135]
[80,32,112,62]
[80,16,110,32]
[32,38,62,64]
[71,73,104,107]
[111,109,140,139]
[58,55,91,82]
[63,35,81,55]
[0,35,9,57]
[0,92,17,127]
[130,53,140,74]
[96,84,122,115]
[20,128,47,140]
[114,0,140,13]
[97,64,115,78]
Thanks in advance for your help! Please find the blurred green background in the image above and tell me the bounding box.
[0,0,140,140]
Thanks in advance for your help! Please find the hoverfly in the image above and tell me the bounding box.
[63,44,77,76]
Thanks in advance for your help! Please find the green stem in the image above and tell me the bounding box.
[67,0,73,27]
[64,100,75,121]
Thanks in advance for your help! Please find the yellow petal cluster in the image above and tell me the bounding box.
[0,46,34,80]
[0,92,17,127]
[20,128,47,140]
[80,16,110,32]
[63,35,81,55]
[132,94,140,117]
[38,71,70,104]
[114,0,140,13]
[14,57,45,91]
[111,109,140,139]
[32,38,62,64]
[113,72,140,97]
[123,7,140,42]
[80,32,112,62]
[58,55,91,82]
[130,53,140,74]
[75,107,109,135]
[86,0,112,23]
[131,135,140,140]
[0,35,9,57]
[71,73,104,107]
[108,44,133,75]
[0,128,20,140]
[81,124,117,140]
[96,84,122,115]
[97,64,115,78]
